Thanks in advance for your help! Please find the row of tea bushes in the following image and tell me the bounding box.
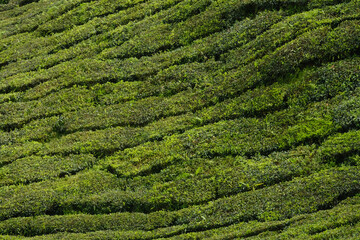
[0,169,120,220]
[0,0,97,37]
[2,0,356,88]
[0,0,186,74]
[0,154,96,186]
[167,198,360,239]
[0,77,357,170]
[0,0,353,84]
[0,167,358,235]
[38,0,147,35]
[0,8,280,98]
[0,59,272,139]
[60,145,321,215]
[0,59,221,132]
[0,0,186,79]
[0,85,96,130]
[1,199,358,239]
[319,130,360,166]
[2,2,358,115]
[4,0,357,95]
[3,49,358,142]
[0,81,308,164]
[101,97,342,177]
[223,0,360,69]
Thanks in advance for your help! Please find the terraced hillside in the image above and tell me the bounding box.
[0,0,360,239]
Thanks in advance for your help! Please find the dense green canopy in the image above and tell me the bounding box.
[0,0,359,239]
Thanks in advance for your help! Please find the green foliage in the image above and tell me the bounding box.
[0,154,96,186]
[319,130,360,166]
[1,0,360,238]
[0,167,359,237]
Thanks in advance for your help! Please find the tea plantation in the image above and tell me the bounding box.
[0,0,360,239]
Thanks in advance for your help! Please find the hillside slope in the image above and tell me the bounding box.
[0,0,360,239]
